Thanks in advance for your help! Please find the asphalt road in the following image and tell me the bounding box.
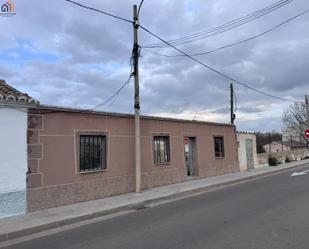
[5,164,309,249]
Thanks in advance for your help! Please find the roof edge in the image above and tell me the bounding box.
[33,104,235,128]
[237,131,256,135]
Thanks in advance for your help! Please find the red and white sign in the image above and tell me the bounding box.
[305,130,309,138]
[184,137,189,145]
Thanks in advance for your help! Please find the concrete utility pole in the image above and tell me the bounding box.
[133,5,141,193]
[305,95,309,147]
[230,83,235,125]
[269,133,272,153]
[305,95,309,129]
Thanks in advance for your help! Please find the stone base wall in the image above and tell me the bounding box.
[198,165,239,179]
[142,167,187,190]
[257,149,309,166]
[27,167,186,212]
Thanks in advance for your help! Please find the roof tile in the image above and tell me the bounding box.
[0,79,39,104]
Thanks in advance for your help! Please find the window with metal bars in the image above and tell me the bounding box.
[214,136,225,158]
[153,136,170,164]
[80,135,106,172]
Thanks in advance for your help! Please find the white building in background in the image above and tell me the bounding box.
[263,141,291,153]
[282,128,305,143]
[0,79,39,217]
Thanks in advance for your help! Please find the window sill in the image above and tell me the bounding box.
[154,162,171,166]
[79,169,107,174]
[215,157,225,159]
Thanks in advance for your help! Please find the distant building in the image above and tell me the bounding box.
[282,128,307,148]
[263,141,291,153]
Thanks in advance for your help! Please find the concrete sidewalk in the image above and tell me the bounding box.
[1,159,309,243]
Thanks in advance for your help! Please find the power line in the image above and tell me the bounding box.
[90,74,133,110]
[157,0,293,46]
[143,9,309,58]
[144,0,293,48]
[143,0,294,48]
[139,24,301,103]
[63,0,138,110]
[63,0,302,104]
[64,0,133,24]
[137,0,145,17]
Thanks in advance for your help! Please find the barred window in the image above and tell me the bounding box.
[214,136,225,158]
[153,136,170,164]
[80,135,106,172]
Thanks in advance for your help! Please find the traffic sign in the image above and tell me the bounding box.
[305,130,309,138]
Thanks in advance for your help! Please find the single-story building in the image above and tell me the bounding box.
[1,80,240,213]
[27,106,240,211]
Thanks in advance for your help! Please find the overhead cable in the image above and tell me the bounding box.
[143,0,294,48]
[90,74,133,110]
[143,9,309,58]
[64,0,133,24]
[139,24,301,103]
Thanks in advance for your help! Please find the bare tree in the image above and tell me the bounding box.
[282,102,308,144]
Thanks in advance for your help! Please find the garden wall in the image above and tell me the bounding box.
[257,148,309,166]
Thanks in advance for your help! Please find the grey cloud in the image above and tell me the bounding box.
[212,107,230,114]
[1,0,309,131]
[238,107,265,113]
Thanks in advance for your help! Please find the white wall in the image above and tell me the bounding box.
[237,133,259,171]
[0,107,27,193]
[263,142,291,153]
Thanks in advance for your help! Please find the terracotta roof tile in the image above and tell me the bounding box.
[0,79,39,104]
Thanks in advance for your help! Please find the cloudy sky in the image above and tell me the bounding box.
[1,0,308,131]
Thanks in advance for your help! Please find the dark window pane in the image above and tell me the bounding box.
[80,135,106,172]
[153,136,170,164]
[214,136,224,158]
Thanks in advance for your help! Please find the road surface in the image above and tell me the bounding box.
[5,164,309,249]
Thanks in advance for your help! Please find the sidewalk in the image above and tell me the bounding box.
[1,159,308,243]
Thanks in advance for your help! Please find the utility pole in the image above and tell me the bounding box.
[305,95,309,148]
[269,133,272,153]
[305,95,309,129]
[230,83,235,125]
[133,5,141,193]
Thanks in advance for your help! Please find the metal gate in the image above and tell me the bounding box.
[185,137,197,176]
[245,139,254,169]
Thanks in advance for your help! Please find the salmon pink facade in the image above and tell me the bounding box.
[27,106,239,211]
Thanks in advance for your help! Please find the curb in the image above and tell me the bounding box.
[1,161,308,243]
[142,161,309,206]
